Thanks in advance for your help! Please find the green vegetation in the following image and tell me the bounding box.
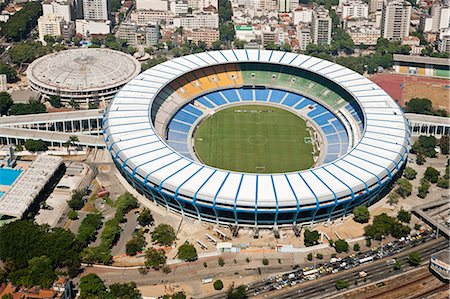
[334,239,349,253]
[408,252,421,266]
[304,229,320,247]
[404,98,448,117]
[418,179,431,198]
[0,92,13,115]
[24,139,47,152]
[10,99,46,115]
[353,243,360,251]
[307,253,313,261]
[387,192,400,206]
[68,190,85,210]
[1,2,42,41]
[126,231,146,256]
[9,42,48,64]
[397,209,411,223]
[316,253,323,259]
[218,256,225,267]
[353,205,370,223]
[403,167,417,180]
[393,261,402,270]
[0,62,18,83]
[194,105,314,173]
[364,213,410,240]
[226,284,247,299]
[440,136,449,155]
[177,242,198,262]
[411,135,437,158]
[145,247,167,269]
[162,291,187,299]
[48,95,63,108]
[142,56,167,71]
[151,224,176,246]
[0,221,81,282]
[335,279,349,290]
[214,280,224,290]
[79,274,141,299]
[424,166,440,183]
[76,213,102,247]
[395,178,412,198]
[67,210,78,220]
[262,257,269,265]
[137,208,154,226]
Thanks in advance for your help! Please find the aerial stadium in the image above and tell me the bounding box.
[103,50,411,228]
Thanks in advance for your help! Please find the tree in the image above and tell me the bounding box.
[437,177,449,189]
[397,209,411,223]
[353,243,360,251]
[212,40,222,50]
[364,213,410,240]
[226,284,247,299]
[0,62,18,83]
[24,139,48,152]
[64,135,79,155]
[416,154,426,165]
[396,178,412,197]
[76,213,102,247]
[145,247,167,269]
[68,210,78,220]
[303,229,320,247]
[0,92,13,115]
[48,95,62,108]
[177,242,197,261]
[316,253,323,259]
[403,167,417,180]
[262,258,269,265]
[218,256,225,267]
[151,224,175,246]
[8,255,56,289]
[335,279,349,290]
[109,282,141,299]
[126,233,145,256]
[387,193,400,206]
[2,2,42,41]
[408,252,421,266]
[137,208,154,226]
[412,136,437,158]
[334,239,349,253]
[439,136,449,155]
[9,42,48,64]
[393,261,401,270]
[79,274,108,299]
[214,279,224,290]
[353,205,370,223]
[424,166,440,183]
[68,190,85,210]
[233,39,247,49]
[417,180,431,198]
[404,98,448,117]
[307,253,313,261]
[10,99,46,115]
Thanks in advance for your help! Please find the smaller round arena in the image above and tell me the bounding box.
[27,48,141,106]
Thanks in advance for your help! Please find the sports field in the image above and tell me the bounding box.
[193,104,315,173]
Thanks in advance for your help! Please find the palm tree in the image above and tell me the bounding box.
[175,26,184,46]
[65,135,79,155]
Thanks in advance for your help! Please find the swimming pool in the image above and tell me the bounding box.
[0,168,22,186]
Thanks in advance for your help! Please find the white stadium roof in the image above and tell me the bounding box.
[104,50,410,209]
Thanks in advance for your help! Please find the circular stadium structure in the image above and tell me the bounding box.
[27,48,141,106]
[104,50,411,227]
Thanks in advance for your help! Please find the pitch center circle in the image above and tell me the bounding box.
[247,135,269,145]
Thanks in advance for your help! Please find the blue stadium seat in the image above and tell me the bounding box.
[238,88,253,101]
[167,131,188,142]
[168,120,191,133]
[205,93,227,105]
[255,89,270,101]
[327,144,341,154]
[295,98,314,109]
[220,89,240,102]
[174,111,198,124]
[167,141,190,153]
[321,125,337,135]
[268,90,286,103]
[196,97,215,108]
[326,134,340,144]
[282,94,303,107]
[183,104,203,116]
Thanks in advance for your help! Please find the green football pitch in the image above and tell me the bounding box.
[193,104,315,173]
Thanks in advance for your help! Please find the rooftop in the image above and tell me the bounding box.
[26,48,141,92]
[393,54,450,66]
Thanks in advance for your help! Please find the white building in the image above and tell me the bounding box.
[170,1,188,14]
[369,0,382,13]
[82,0,110,21]
[431,3,450,32]
[235,25,256,42]
[293,6,313,24]
[381,0,411,41]
[42,0,72,21]
[116,21,160,46]
[76,19,111,35]
[188,0,218,10]
[136,0,168,10]
[311,6,332,45]
[278,0,291,12]
[130,10,174,25]
[438,28,450,52]
[38,14,63,42]
[420,14,433,32]
[173,12,219,29]
[347,25,380,45]
[297,26,311,50]
[341,0,368,19]
[0,74,7,91]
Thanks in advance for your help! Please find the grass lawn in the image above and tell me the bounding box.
[193,104,314,173]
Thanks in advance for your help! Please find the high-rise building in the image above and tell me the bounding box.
[311,7,332,45]
[297,26,311,50]
[38,14,63,42]
[82,0,111,21]
[42,0,73,21]
[431,2,450,32]
[438,28,450,52]
[342,0,369,19]
[380,0,411,41]
[369,0,382,13]
[116,21,160,46]
[278,0,291,12]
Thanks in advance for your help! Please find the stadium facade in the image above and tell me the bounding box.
[104,50,411,227]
